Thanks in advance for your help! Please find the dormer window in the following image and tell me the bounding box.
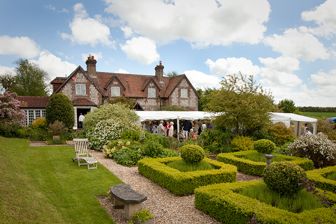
[148,84,156,98]
[180,88,188,98]
[111,86,121,97]
[75,83,86,96]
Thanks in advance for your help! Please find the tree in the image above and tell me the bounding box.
[206,73,275,136]
[166,71,179,77]
[46,93,74,129]
[0,74,16,92]
[0,91,24,125]
[11,59,48,96]
[278,99,297,113]
[196,88,218,111]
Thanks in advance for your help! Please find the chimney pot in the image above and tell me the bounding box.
[86,55,97,77]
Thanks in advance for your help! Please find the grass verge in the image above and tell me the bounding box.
[0,137,121,224]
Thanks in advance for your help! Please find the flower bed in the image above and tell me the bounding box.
[217,150,314,176]
[307,166,336,192]
[138,157,237,195]
[195,180,336,224]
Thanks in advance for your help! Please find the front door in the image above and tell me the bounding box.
[77,108,91,129]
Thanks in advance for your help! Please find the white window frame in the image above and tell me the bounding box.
[24,109,46,126]
[75,83,86,96]
[148,87,156,98]
[180,88,188,98]
[111,86,121,97]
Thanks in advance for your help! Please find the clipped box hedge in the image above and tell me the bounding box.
[138,157,237,195]
[217,150,314,176]
[307,166,336,192]
[195,180,336,224]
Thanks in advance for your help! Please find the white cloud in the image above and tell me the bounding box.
[81,52,102,62]
[61,3,113,46]
[0,65,15,75]
[104,0,270,46]
[184,70,221,89]
[114,68,129,73]
[264,28,329,61]
[121,26,133,38]
[206,57,260,76]
[121,37,159,64]
[0,35,40,58]
[301,0,336,37]
[31,51,77,81]
[45,4,69,13]
[311,69,336,87]
[259,56,302,88]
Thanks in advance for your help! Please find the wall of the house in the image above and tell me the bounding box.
[61,72,102,105]
[136,98,161,111]
[169,79,198,110]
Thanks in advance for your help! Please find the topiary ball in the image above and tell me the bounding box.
[254,139,276,154]
[180,144,205,164]
[264,162,306,196]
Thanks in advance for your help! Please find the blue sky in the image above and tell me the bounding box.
[0,0,335,106]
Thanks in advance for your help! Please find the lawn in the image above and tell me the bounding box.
[0,137,121,224]
[301,111,336,119]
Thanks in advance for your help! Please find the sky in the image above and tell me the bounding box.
[0,0,335,106]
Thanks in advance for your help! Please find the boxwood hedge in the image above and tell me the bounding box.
[217,150,314,176]
[195,180,336,224]
[138,157,237,195]
[307,166,336,192]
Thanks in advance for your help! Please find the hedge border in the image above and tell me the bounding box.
[138,157,237,195]
[307,166,336,192]
[195,180,336,224]
[217,150,314,176]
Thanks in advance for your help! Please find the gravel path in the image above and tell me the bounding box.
[91,151,220,224]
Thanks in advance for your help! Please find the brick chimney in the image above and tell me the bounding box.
[86,55,97,78]
[155,61,165,88]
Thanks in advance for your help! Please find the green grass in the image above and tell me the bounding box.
[301,112,336,119]
[237,151,292,162]
[166,159,215,172]
[239,182,323,213]
[324,172,336,181]
[0,137,121,224]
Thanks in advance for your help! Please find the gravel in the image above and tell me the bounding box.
[91,151,220,224]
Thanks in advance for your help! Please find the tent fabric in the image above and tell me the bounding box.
[135,111,317,124]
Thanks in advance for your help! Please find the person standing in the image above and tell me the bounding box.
[182,120,192,140]
[78,113,85,129]
[168,121,174,137]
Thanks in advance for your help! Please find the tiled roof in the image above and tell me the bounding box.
[17,96,49,108]
[50,77,67,84]
[72,98,97,106]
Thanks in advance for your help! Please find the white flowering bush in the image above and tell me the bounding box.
[288,133,336,168]
[87,119,139,150]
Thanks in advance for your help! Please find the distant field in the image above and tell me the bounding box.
[301,112,336,119]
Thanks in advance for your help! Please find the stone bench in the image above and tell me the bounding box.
[110,184,147,219]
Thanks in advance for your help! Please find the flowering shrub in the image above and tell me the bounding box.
[32,117,47,129]
[48,120,65,136]
[0,92,24,125]
[231,136,254,151]
[103,139,132,158]
[288,133,336,168]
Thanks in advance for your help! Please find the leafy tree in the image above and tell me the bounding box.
[0,74,16,92]
[196,88,218,111]
[108,96,136,109]
[206,73,275,136]
[46,93,74,129]
[11,59,48,96]
[278,99,297,113]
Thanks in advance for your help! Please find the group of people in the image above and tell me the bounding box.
[141,119,211,140]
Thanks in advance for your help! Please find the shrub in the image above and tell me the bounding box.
[306,166,336,192]
[121,129,141,141]
[143,132,171,148]
[180,144,205,164]
[138,157,236,195]
[103,139,132,158]
[160,148,179,158]
[317,119,336,141]
[195,180,336,224]
[128,209,153,224]
[288,132,336,168]
[46,93,74,129]
[84,103,138,131]
[217,150,314,176]
[112,145,143,166]
[254,139,276,154]
[198,129,232,153]
[142,140,164,158]
[267,122,295,146]
[264,162,306,196]
[29,128,48,141]
[48,120,65,136]
[31,117,47,129]
[231,136,254,151]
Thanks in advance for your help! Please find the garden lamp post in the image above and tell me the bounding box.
[264,154,273,168]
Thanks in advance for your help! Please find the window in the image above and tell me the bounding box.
[180,88,188,98]
[28,110,34,126]
[148,87,156,98]
[75,83,86,95]
[35,110,41,118]
[111,86,121,97]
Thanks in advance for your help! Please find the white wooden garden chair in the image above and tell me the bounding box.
[73,138,97,169]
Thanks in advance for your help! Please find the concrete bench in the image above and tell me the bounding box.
[110,184,147,219]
